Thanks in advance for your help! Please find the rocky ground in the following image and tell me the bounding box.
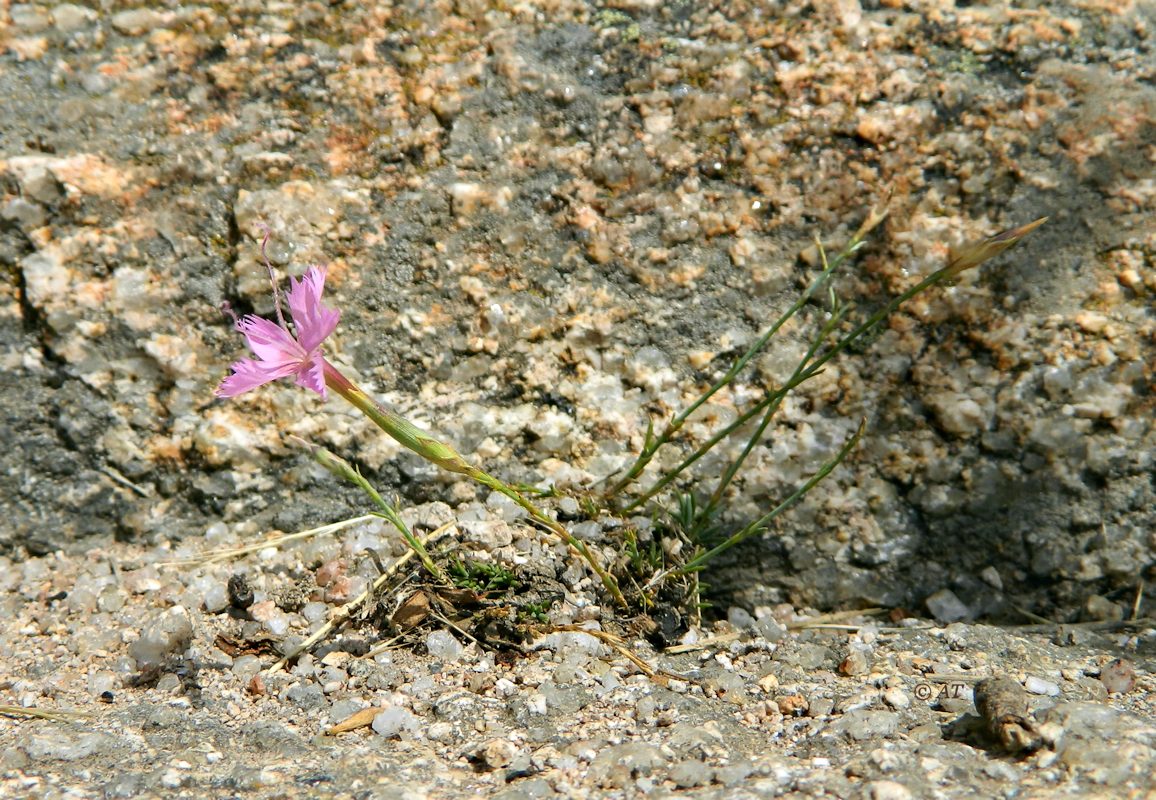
[2,531,1155,798]
[1,0,1154,797]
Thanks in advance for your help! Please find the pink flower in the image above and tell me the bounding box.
[216,266,340,399]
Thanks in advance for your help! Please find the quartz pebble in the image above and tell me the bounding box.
[532,631,607,658]
[755,616,787,642]
[867,780,914,800]
[372,706,421,738]
[1100,659,1136,694]
[129,607,193,668]
[1024,676,1061,696]
[925,589,971,624]
[727,606,754,628]
[426,630,464,661]
[883,688,910,710]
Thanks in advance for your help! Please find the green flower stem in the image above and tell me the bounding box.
[621,216,1047,513]
[700,302,849,520]
[622,302,849,516]
[603,204,889,503]
[294,437,445,583]
[619,308,842,516]
[323,362,627,608]
[672,418,865,577]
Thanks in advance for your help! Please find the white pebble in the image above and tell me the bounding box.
[867,780,913,800]
[882,688,910,710]
[1024,676,1060,696]
[372,706,421,738]
[426,630,464,661]
[524,692,547,715]
[531,631,607,657]
[202,582,229,614]
[129,606,193,668]
[262,612,291,636]
[302,602,330,624]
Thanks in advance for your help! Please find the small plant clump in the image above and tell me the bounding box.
[215,210,1046,660]
[447,557,521,595]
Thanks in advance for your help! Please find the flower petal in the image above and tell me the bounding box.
[236,315,307,367]
[215,357,299,397]
[286,266,341,352]
[294,353,328,399]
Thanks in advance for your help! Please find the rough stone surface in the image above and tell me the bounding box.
[1,0,1154,797]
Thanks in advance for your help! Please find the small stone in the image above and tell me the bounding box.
[867,780,914,800]
[11,4,52,32]
[155,673,181,693]
[519,692,548,717]
[87,671,118,697]
[1,197,47,228]
[1038,702,1125,745]
[1084,594,1123,622]
[1024,676,1060,696]
[882,688,910,710]
[569,521,603,542]
[754,616,786,642]
[426,722,454,742]
[232,655,262,678]
[1099,659,1135,694]
[471,738,518,770]
[426,630,464,661]
[372,706,420,738]
[775,642,836,670]
[668,759,711,789]
[53,4,97,33]
[808,697,836,717]
[589,743,666,781]
[328,699,367,725]
[302,602,329,624]
[978,566,1003,590]
[240,720,304,752]
[457,519,514,549]
[20,168,63,205]
[21,250,67,313]
[202,582,229,614]
[983,760,1020,781]
[286,683,326,710]
[714,760,754,787]
[935,695,973,715]
[0,748,28,771]
[869,747,903,771]
[924,390,989,438]
[907,723,942,742]
[531,631,607,658]
[25,732,118,761]
[727,606,754,628]
[110,9,169,35]
[832,710,899,741]
[538,682,593,714]
[129,606,193,668]
[924,589,971,624]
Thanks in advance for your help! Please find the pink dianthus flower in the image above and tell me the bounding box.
[216,266,340,399]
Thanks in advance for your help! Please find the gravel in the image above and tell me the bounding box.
[2,0,1155,797]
